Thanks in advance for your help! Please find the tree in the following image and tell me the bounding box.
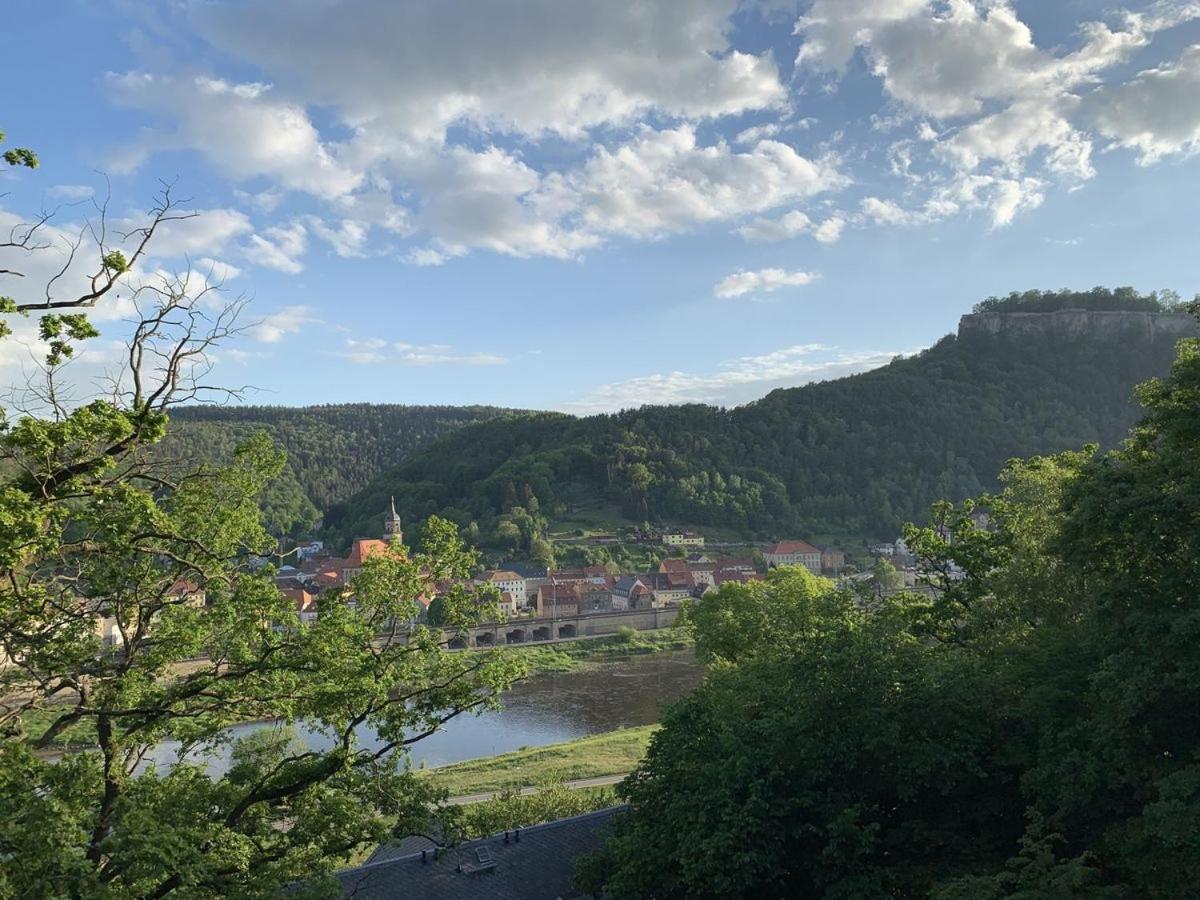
[871,557,905,591]
[584,572,1019,897]
[583,304,1200,898]
[0,154,527,895]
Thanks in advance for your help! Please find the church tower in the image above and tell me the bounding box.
[384,497,403,544]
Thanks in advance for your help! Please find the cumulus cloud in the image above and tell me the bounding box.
[250,304,320,342]
[713,267,819,298]
[559,126,846,241]
[242,223,308,273]
[195,0,786,142]
[565,343,906,411]
[738,210,813,241]
[107,73,363,199]
[1088,43,1200,162]
[304,216,369,258]
[332,338,508,366]
[792,1,1200,230]
[47,184,94,200]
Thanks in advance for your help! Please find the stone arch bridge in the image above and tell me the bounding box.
[440,606,680,650]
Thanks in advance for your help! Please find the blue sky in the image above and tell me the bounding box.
[2,0,1199,412]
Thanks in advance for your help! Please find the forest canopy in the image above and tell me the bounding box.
[971,286,1180,314]
[580,302,1200,898]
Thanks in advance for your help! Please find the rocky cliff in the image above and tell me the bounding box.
[959,308,1197,342]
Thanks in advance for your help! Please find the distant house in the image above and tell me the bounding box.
[580,582,613,613]
[333,542,388,585]
[281,587,319,624]
[654,559,696,603]
[546,566,609,585]
[662,531,704,548]
[820,547,846,575]
[611,575,653,611]
[479,570,528,608]
[716,555,756,574]
[535,581,581,618]
[762,540,822,575]
[292,539,325,561]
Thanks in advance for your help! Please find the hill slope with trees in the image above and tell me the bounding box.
[163,404,517,536]
[323,289,1196,550]
[578,300,1200,898]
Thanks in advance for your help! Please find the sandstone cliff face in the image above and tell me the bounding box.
[958,309,1198,342]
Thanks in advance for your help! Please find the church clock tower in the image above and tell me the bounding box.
[384,497,403,545]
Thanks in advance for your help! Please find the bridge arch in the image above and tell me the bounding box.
[475,632,495,647]
[532,625,552,642]
[506,628,526,644]
[446,635,468,651]
[558,623,577,639]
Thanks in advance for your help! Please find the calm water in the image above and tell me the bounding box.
[140,650,703,775]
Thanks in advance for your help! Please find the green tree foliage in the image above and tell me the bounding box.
[327,297,1194,546]
[0,152,529,894]
[972,286,1178,314]
[162,404,517,538]
[580,307,1200,898]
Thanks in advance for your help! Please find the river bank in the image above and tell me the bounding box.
[421,724,658,796]
[23,632,693,753]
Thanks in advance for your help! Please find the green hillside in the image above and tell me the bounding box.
[323,290,1196,550]
[163,404,517,536]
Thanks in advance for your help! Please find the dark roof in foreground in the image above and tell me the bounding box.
[337,806,624,899]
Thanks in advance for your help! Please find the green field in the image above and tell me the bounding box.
[516,627,693,673]
[421,725,658,797]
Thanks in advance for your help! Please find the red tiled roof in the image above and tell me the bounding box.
[764,540,820,556]
[346,539,390,568]
[486,570,524,582]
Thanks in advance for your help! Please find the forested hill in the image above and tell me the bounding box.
[323,294,1197,549]
[164,404,516,535]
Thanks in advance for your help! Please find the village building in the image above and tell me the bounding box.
[762,540,823,575]
[580,581,614,613]
[478,570,528,608]
[611,575,653,611]
[820,547,847,575]
[661,530,704,548]
[535,580,582,618]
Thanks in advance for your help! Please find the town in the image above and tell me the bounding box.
[260,502,939,642]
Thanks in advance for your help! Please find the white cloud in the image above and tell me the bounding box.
[194,257,242,283]
[795,0,929,72]
[813,215,846,243]
[251,304,319,342]
[107,73,363,199]
[861,196,923,226]
[304,216,369,258]
[558,126,846,241]
[135,207,254,260]
[1089,44,1200,163]
[242,222,308,273]
[332,338,508,366]
[47,184,94,200]
[402,246,462,267]
[737,209,813,241]
[713,267,819,298]
[195,0,786,142]
[565,343,906,411]
[803,1,1148,119]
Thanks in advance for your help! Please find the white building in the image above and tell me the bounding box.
[662,531,704,548]
[480,570,528,608]
[762,540,822,575]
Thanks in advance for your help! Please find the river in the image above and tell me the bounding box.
[139,649,703,776]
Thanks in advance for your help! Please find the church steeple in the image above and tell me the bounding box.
[384,497,403,544]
